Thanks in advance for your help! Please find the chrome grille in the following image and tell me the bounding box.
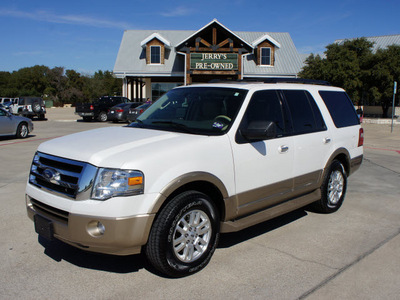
[29,152,98,200]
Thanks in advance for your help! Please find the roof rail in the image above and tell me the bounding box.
[209,78,331,86]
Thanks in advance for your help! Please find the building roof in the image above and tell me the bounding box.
[113,28,305,78]
[335,34,400,53]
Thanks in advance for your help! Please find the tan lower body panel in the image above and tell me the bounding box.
[220,188,321,233]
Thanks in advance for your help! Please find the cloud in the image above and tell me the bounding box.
[160,6,193,17]
[0,8,132,29]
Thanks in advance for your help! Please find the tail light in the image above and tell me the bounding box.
[139,109,144,113]
[90,105,94,110]
[358,128,364,147]
[116,109,124,113]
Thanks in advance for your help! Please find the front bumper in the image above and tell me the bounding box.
[26,195,155,255]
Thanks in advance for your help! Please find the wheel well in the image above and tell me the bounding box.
[332,153,350,175]
[160,181,226,221]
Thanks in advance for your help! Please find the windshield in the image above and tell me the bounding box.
[129,87,247,135]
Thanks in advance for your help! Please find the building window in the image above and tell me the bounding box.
[150,46,161,64]
[260,47,271,66]
[152,83,181,101]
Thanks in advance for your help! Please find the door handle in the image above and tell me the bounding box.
[279,145,289,153]
[324,137,331,144]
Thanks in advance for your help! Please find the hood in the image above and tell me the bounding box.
[37,126,207,168]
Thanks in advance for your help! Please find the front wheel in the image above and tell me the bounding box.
[312,160,347,213]
[16,123,29,138]
[146,191,220,277]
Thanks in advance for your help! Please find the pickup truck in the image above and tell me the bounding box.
[75,96,130,122]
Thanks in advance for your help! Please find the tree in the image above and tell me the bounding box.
[368,45,400,117]
[300,38,374,105]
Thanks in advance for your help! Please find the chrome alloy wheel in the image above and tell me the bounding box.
[327,170,344,206]
[172,209,212,263]
[20,124,28,137]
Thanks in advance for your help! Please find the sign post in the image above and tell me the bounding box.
[391,81,397,133]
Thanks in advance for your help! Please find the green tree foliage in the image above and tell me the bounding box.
[300,38,399,117]
[0,65,122,106]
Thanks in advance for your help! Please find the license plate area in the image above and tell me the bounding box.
[34,214,54,241]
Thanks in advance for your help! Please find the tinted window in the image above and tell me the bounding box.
[283,90,324,134]
[240,90,285,137]
[319,91,359,128]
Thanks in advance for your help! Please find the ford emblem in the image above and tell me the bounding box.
[43,168,61,184]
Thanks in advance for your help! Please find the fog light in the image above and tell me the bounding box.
[87,221,106,237]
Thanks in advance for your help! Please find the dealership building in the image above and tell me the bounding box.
[113,19,306,101]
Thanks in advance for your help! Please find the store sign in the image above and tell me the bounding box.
[190,53,238,70]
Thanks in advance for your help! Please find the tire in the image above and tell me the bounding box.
[16,123,29,138]
[146,191,220,277]
[39,114,45,120]
[312,160,347,213]
[32,102,41,113]
[97,111,107,122]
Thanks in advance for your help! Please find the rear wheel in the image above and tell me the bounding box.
[146,191,220,277]
[97,111,107,122]
[312,160,347,213]
[16,123,29,138]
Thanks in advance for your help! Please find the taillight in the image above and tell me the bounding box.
[116,109,124,113]
[90,105,94,110]
[358,128,364,147]
[139,109,144,113]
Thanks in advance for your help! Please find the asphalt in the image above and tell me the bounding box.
[0,108,399,299]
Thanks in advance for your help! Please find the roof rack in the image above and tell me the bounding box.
[209,78,331,86]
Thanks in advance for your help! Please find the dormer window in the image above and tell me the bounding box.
[261,47,271,66]
[141,33,171,65]
[150,46,161,64]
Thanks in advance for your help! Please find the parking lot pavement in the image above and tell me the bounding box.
[0,110,399,299]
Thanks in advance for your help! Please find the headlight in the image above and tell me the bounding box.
[91,168,144,200]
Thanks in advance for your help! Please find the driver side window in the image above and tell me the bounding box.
[241,90,285,137]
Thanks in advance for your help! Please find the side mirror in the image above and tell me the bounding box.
[240,121,277,141]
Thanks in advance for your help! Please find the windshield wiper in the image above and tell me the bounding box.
[150,121,194,133]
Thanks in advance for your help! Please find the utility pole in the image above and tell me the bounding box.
[391,81,397,133]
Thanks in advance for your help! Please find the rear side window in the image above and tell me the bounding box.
[319,91,359,128]
[283,90,326,134]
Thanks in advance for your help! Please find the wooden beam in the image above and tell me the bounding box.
[213,27,217,45]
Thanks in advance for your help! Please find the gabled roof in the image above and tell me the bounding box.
[335,34,400,53]
[113,22,306,78]
[175,19,254,50]
[252,34,281,48]
[140,33,171,48]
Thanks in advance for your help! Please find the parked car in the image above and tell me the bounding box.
[126,103,151,122]
[0,107,33,138]
[107,102,143,123]
[75,96,130,122]
[12,97,46,119]
[26,79,363,277]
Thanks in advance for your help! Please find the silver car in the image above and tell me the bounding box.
[0,108,34,138]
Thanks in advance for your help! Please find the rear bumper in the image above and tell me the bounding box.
[75,112,94,117]
[26,195,155,255]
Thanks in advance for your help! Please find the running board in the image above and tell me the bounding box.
[220,189,321,233]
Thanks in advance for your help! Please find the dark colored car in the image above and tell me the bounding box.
[126,103,151,122]
[75,96,130,122]
[19,97,46,119]
[107,102,144,123]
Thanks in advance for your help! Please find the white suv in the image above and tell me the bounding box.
[26,79,363,277]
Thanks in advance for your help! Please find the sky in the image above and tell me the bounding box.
[1,0,399,74]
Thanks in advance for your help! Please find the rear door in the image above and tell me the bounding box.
[281,90,330,194]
